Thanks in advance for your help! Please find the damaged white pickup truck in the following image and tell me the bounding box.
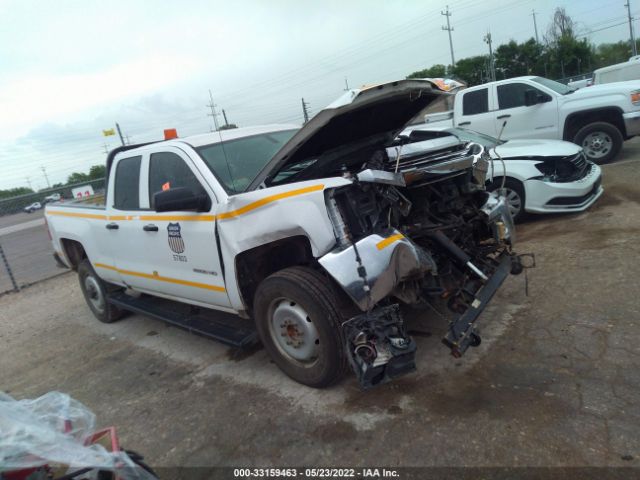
[45,79,525,389]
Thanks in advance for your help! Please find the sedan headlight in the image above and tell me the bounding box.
[631,90,640,105]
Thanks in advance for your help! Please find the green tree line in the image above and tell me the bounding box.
[408,8,639,86]
[0,164,106,199]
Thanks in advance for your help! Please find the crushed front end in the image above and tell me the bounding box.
[319,140,525,388]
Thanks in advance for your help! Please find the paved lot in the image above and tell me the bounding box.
[1,151,639,472]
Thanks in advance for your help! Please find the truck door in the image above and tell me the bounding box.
[455,87,498,136]
[493,82,559,139]
[134,148,231,308]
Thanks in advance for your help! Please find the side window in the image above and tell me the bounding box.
[114,156,141,210]
[497,83,541,109]
[462,89,489,116]
[149,152,208,208]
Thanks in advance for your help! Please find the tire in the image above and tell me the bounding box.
[78,260,124,323]
[573,121,623,164]
[488,177,526,223]
[253,266,348,388]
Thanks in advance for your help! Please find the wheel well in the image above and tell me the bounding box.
[235,236,314,313]
[563,108,625,141]
[60,239,87,270]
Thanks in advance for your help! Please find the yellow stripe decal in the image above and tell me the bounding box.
[48,184,324,223]
[47,210,107,220]
[376,233,405,250]
[137,214,216,222]
[217,184,324,220]
[94,263,226,292]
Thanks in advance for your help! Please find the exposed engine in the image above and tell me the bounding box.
[319,140,523,388]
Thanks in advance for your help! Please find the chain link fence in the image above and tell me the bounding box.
[0,178,106,295]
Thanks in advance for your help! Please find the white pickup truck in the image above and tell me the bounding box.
[425,75,640,164]
[46,79,525,389]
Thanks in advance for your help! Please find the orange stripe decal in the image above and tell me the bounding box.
[47,210,107,220]
[376,233,405,250]
[217,184,324,220]
[48,184,324,223]
[94,263,225,292]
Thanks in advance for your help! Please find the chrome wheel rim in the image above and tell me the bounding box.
[582,131,612,160]
[503,188,522,218]
[268,298,319,363]
[84,275,105,314]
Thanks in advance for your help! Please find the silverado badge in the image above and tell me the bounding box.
[167,223,185,254]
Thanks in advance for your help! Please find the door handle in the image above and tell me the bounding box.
[143,224,159,232]
[458,121,471,126]
[105,223,119,230]
[497,114,511,120]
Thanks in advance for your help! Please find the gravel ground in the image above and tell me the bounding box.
[1,154,639,474]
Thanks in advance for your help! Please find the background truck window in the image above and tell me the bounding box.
[149,152,208,208]
[497,82,540,109]
[462,88,489,116]
[114,156,142,210]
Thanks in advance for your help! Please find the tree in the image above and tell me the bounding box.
[0,187,34,199]
[450,56,490,86]
[219,124,238,130]
[88,164,106,179]
[407,64,448,79]
[495,39,544,78]
[66,172,90,185]
[545,7,575,44]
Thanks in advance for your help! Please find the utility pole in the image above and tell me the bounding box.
[625,1,638,56]
[25,177,32,190]
[441,5,455,67]
[115,123,125,146]
[301,98,310,124]
[40,166,51,189]
[484,31,496,82]
[344,77,350,91]
[125,135,132,145]
[102,143,109,155]
[531,9,540,44]
[222,109,230,127]
[206,89,220,131]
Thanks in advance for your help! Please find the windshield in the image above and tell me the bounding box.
[531,76,574,95]
[195,129,297,193]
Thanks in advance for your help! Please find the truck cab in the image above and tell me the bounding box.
[450,76,640,163]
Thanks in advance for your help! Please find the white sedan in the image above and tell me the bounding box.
[24,202,42,213]
[398,126,603,222]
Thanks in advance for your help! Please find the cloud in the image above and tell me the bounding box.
[0,54,200,140]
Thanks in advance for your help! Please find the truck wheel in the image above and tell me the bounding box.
[253,266,348,388]
[488,178,526,223]
[573,122,623,164]
[78,260,124,323]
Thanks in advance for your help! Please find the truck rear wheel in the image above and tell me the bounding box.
[573,121,622,164]
[78,260,124,324]
[253,266,348,388]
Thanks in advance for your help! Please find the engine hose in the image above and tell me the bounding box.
[427,230,488,281]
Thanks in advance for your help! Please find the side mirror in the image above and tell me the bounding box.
[154,187,209,212]
[524,89,538,106]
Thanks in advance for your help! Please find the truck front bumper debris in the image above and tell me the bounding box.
[343,304,417,389]
[442,252,514,357]
[318,229,434,311]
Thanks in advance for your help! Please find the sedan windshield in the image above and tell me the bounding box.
[195,129,297,194]
[531,77,575,95]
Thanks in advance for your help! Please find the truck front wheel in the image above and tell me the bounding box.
[253,266,348,388]
[573,121,623,164]
[78,260,124,323]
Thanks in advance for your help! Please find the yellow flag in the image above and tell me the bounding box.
[102,128,115,137]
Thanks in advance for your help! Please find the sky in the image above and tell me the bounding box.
[0,0,632,190]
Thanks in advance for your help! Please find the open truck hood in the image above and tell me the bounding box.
[248,78,462,190]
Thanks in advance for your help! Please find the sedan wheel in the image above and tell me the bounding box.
[503,188,523,219]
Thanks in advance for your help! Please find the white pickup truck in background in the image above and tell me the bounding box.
[45,79,525,389]
[424,75,640,164]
